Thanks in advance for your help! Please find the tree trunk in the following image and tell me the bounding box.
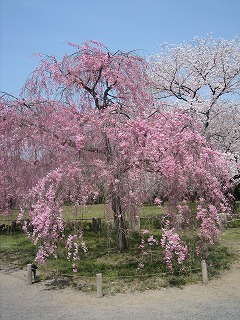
[111,194,128,252]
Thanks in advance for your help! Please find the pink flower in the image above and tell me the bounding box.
[154,197,162,205]
[161,227,188,270]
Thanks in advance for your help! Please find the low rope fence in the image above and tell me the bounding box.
[26,259,214,297]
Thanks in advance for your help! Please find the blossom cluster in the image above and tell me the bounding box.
[161,226,188,270]
[196,202,221,245]
[66,232,88,272]
[138,229,158,269]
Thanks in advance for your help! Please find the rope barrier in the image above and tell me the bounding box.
[58,259,223,285]
[61,265,208,282]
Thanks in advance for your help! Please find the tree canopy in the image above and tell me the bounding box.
[150,35,240,179]
[0,38,237,270]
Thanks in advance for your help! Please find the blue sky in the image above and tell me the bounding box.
[0,0,239,96]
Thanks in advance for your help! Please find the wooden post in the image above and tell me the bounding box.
[133,216,140,232]
[219,212,227,230]
[176,214,182,230]
[27,264,32,285]
[96,273,103,298]
[92,218,101,232]
[201,260,208,285]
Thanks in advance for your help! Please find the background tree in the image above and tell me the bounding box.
[150,35,240,187]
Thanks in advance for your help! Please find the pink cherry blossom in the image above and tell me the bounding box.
[0,39,234,271]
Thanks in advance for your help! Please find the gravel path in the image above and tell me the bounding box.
[1,261,240,320]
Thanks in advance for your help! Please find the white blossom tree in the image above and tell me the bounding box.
[150,36,240,185]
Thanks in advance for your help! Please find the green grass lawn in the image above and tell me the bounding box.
[1,202,239,293]
[2,201,239,223]
[0,203,164,226]
[62,203,163,219]
[0,220,239,293]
